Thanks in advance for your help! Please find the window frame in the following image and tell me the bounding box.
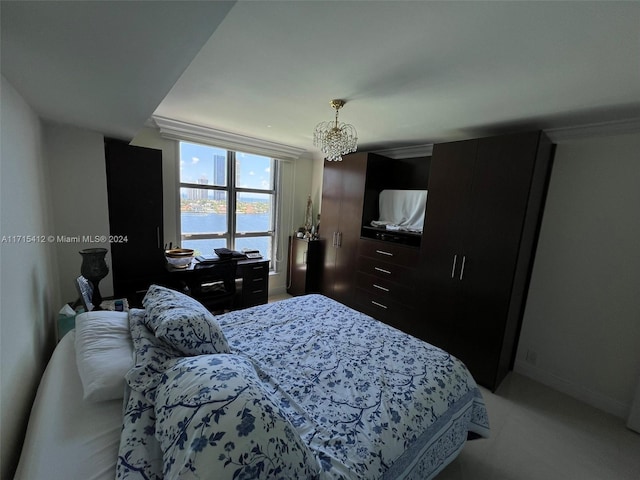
[178,143,279,265]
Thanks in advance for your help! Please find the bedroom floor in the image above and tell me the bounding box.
[438,372,640,480]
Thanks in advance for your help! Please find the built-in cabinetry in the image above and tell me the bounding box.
[105,138,167,305]
[317,130,554,391]
[320,152,428,308]
[417,131,554,391]
[319,153,369,307]
[287,237,321,296]
[354,238,420,335]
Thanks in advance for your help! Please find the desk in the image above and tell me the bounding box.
[166,257,269,309]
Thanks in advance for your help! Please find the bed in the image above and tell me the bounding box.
[16,290,489,480]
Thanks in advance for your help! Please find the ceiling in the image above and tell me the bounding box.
[3,1,640,156]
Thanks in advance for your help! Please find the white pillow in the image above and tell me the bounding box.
[75,310,134,402]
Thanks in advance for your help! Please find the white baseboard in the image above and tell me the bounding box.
[514,360,629,419]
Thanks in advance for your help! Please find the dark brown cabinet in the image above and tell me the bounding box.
[319,152,369,307]
[354,237,420,335]
[105,138,167,305]
[240,260,270,307]
[418,131,554,390]
[287,237,321,296]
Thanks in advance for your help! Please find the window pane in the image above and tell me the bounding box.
[181,238,226,257]
[181,188,228,234]
[236,192,272,233]
[180,142,227,186]
[235,152,273,190]
[235,236,271,261]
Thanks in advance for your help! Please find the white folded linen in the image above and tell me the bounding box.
[373,189,428,232]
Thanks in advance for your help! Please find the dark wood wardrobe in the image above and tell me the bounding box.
[317,131,554,391]
[318,152,369,308]
[417,131,554,390]
[105,138,167,305]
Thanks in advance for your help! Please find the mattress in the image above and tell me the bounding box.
[14,331,122,480]
[16,293,489,480]
[117,293,489,479]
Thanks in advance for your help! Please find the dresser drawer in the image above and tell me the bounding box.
[356,255,416,286]
[241,261,269,307]
[358,238,420,267]
[355,288,416,335]
[355,271,415,305]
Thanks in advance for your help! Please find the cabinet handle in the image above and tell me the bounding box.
[303,250,307,265]
[371,300,388,309]
[252,266,263,270]
[337,231,342,247]
[450,254,458,278]
[252,278,262,282]
[332,232,337,247]
[373,284,389,292]
[375,249,393,257]
[374,266,391,275]
[459,255,466,280]
[252,289,264,294]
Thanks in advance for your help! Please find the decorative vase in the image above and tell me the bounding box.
[79,248,109,310]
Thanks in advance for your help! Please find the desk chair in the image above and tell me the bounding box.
[189,259,237,313]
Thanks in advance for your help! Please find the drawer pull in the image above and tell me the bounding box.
[371,300,388,309]
[251,289,264,294]
[375,249,393,257]
[374,266,391,275]
[252,266,264,270]
[373,284,389,292]
[252,278,263,282]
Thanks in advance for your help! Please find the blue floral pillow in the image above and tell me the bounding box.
[154,354,320,480]
[142,284,230,356]
[125,308,181,401]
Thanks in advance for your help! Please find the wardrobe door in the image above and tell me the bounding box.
[419,140,477,350]
[319,160,342,298]
[331,153,367,307]
[459,131,552,389]
[105,139,166,302]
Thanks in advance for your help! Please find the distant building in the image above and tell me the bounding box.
[185,153,226,201]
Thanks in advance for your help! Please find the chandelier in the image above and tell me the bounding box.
[313,99,358,162]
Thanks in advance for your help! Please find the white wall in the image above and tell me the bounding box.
[44,123,113,303]
[516,131,640,418]
[0,76,60,479]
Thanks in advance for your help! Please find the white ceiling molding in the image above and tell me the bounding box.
[152,116,307,161]
[375,143,434,159]
[544,117,640,143]
[377,118,640,157]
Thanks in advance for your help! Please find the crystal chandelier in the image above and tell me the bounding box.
[313,99,358,162]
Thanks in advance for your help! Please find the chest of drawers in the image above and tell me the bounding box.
[355,238,420,335]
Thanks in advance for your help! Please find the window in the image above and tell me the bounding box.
[179,142,277,263]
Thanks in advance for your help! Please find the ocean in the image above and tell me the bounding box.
[181,213,271,258]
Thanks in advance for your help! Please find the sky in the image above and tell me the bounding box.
[179,141,272,190]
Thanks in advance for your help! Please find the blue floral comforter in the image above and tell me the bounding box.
[117,293,489,480]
